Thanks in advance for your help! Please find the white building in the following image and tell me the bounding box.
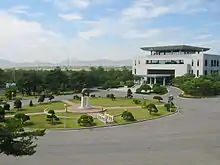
[133,45,220,85]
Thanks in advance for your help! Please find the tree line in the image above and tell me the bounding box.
[173,73,220,97]
[0,67,135,97]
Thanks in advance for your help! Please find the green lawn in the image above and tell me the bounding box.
[71,97,162,107]
[56,112,84,118]
[6,101,69,115]
[107,106,176,124]
[24,114,104,129]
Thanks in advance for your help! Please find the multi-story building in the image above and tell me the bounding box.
[133,45,220,85]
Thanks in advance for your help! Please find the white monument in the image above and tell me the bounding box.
[97,112,114,124]
[79,88,92,109]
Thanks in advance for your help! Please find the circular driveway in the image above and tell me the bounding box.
[1,87,220,165]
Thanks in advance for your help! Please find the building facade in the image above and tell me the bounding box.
[133,45,220,85]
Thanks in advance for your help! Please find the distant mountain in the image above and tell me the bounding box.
[0,59,132,69]
[59,59,132,67]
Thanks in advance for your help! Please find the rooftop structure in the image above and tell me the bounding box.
[141,45,210,55]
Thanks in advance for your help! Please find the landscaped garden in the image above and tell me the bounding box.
[5,101,68,115]
[71,95,163,107]
[0,92,177,130]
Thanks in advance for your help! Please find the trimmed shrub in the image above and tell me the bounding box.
[77,114,94,127]
[3,103,10,111]
[38,95,45,103]
[73,95,80,100]
[48,95,55,101]
[153,96,163,102]
[91,94,96,98]
[29,100,34,107]
[0,107,5,122]
[14,113,30,124]
[146,103,158,115]
[121,111,135,121]
[132,98,141,105]
[152,85,168,95]
[14,99,22,110]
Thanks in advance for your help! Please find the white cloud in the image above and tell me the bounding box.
[195,34,212,40]
[58,13,82,20]
[44,0,91,10]
[78,29,104,40]
[6,5,44,17]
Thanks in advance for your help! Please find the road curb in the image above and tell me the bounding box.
[47,106,179,132]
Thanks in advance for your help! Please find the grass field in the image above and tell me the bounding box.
[5,101,69,115]
[107,106,176,124]
[71,97,163,107]
[25,114,104,129]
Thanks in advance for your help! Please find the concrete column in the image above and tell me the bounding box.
[154,77,157,84]
[150,77,152,85]
[163,77,166,86]
[86,95,90,107]
[80,96,84,108]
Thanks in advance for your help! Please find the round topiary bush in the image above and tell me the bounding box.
[3,103,10,110]
[121,111,135,121]
[77,115,94,127]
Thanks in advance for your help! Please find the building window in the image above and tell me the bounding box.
[192,60,194,66]
[217,60,219,67]
[134,69,136,74]
[138,60,140,64]
[191,70,193,74]
[211,60,213,67]
[214,60,216,66]
[146,60,149,64]
[211,70,213,73]
[197,60,199,66]
[197,70,199,77]
[217,70,219,74]
[204,70,207,75]
[205,60,208,66]
[134,60,136,66]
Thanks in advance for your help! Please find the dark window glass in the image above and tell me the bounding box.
[191,70,193,74]
[197,70,199,76]
[146,60,149,64]
[204,70,207,75]
[134,69,136,74]
[192,60,194,66]
[205,60,208,66]
[214,60,216,66]
[211,60,213,66]
[197,60,199,66]
[217,60,219,67]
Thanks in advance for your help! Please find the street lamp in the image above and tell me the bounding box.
[12,92,14,100]
[64,104,68,128]
[168,94,174,113]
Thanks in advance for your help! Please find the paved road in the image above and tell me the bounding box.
[2,87,220,165]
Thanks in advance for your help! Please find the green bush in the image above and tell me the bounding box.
[14,113,30,124]
[153,96,163,102]
[152,85,167,95]
[14,99,22,110]
[29,100,34,107]
[77,115,94,127]
[121,111,135,121]
[136,84,151,94]
[0,107,5,122]
[145,103,158,115]
[3,103,10,110]
[73,95,80,100]
[132,98,141,104]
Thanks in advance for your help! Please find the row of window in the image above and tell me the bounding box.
[135,59,220,67]
[189,70,200,77]
[189,70,219,76]
[191,60,200,66]
[205,59,219,67]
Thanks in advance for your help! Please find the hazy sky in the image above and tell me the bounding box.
[0,0,220,63]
